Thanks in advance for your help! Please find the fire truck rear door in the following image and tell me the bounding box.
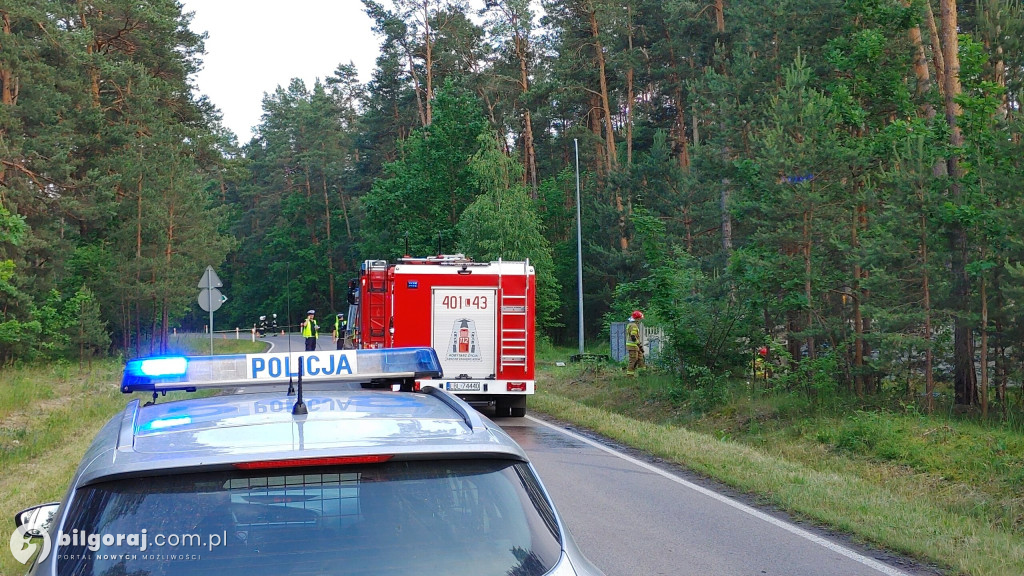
[431,288,497,383]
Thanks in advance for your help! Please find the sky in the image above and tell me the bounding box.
[181,1,382,141]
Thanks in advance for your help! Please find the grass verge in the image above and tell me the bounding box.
[1,338,265,575]
[534,361,1024,576]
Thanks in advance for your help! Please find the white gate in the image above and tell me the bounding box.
[610,322,665,362]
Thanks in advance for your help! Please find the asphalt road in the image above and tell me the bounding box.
[493,412,941,576]
[253,331,332,352]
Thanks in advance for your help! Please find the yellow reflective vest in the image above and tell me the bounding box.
[626,322,640,349]
[302,318,318,338]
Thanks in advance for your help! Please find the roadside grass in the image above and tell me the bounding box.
[1,359,127,575]
[534,359,1024,576]
[1,338,265,575]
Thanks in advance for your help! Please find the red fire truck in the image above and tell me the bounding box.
[349,254,535,417]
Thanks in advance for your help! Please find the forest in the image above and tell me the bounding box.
[1,0,1023,420]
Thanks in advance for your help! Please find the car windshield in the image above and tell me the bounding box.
[57,459,562,576]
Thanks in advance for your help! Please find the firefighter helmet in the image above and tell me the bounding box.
[631,310,644,320]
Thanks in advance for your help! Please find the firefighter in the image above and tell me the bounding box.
[301,309,319,351]
[626,310,646,376]
[754,346,769,381]
[257,315,267,337]
[269,313,279,334]
[334,313,347,350]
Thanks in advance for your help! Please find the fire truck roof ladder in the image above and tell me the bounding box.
[498,258,529,369]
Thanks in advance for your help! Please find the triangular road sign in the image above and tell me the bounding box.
[198,266,223,289]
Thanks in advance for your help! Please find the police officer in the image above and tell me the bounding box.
[626,310,646,376]
[334,313,347,350]
[301,310,319,351]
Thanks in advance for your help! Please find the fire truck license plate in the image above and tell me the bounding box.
[449,382,481,392]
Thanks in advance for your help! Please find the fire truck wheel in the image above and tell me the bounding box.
[510,406,527,418]
[495,401,512,418]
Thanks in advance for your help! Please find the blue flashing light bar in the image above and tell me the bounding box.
[138,357,188,378]
[121,347,443,394]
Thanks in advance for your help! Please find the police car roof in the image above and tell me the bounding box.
[72,387,525,487]
[73,347,525,487]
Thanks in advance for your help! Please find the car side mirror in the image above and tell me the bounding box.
[14,503,60,539]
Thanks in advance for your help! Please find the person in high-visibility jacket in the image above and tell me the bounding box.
[626,310,646,376]
[301,309,319,351]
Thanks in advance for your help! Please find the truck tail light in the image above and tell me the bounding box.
[507,382,527,392]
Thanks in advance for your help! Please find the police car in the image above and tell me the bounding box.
[13,347,604,576]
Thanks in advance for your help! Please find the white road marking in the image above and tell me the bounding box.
[526,415,912,576]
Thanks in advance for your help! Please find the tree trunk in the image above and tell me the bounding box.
[136,177,143,259]
[852,207,864,397]
[588,93,606,180]
[163,176,175,352]
[149,269,158,356]
[683,204,693,253]
[925,0,946,99]
[674,85,691,171]
[939,0,977,407]
[339,184,352,239]
[403,42,428,127]
[0,11,17,106]
[663,31,691,170]
[625,4,635,166]
[514,28,538,197]
[78,2,101,108]
[692,102,700,147]
[588,4,617,172]
[714,0,725,34]
[921,1,946,178]
[996,322,1007,418]
[980,274,988,418]
[994,42,1006,117]
[720,185,732,253]
[523,109,538,197]
[321,163,334,308]
[422,0,433,125]
[903,1,933,111]
[921,211,935,413]
[803,209,815,360]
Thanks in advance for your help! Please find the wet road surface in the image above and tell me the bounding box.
[495,412,939,576]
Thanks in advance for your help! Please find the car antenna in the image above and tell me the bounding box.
[286,261,295,396]
[292,356,307,415]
